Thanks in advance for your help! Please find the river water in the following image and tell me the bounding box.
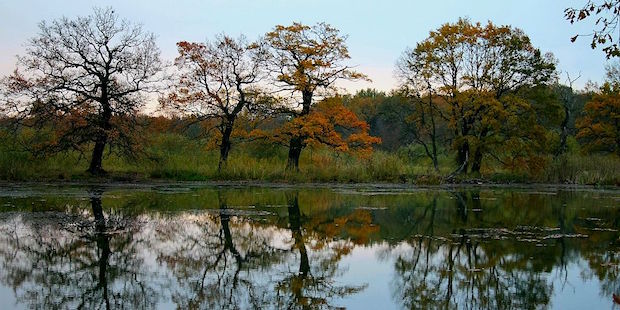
[0,184,618,309]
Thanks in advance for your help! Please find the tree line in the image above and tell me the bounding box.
[0,6,618,178]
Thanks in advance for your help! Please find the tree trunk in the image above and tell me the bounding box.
[470,147,483,174]
[430,105,439,172]
[218,122,234,172]
[557,105,570,155]
[470,127,488,174]
[286,90,312,171]
[88,139,107,175]
[88,100,111,175]
[431,151,439,172]
[457,141,469,174]
[287,137,303,171]
[426,91,439,172]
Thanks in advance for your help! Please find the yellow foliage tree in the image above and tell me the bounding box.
[399,18,556,174]
[262,22,368,170]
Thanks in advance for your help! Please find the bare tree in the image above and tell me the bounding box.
[555,72,581,155]
[0,7,162,174]
[396,47,445,172]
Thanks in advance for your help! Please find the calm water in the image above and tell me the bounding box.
[0,184,618,309]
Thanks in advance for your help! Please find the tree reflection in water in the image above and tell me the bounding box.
[153,190,367,309]
[0,188,160,309]
[389,191,619,309]
[272,191,368,309]
[152,191,288,308]
[392,233,553,309]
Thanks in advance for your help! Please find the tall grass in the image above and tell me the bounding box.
[1,132,618,185]
[540,154,620,185]
[0,148,85,180]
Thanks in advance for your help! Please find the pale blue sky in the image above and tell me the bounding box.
[0,0,612,92]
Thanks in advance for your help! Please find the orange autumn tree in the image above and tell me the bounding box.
[261,22,368,170]
[254,96,380,164]
[576,82,620,155]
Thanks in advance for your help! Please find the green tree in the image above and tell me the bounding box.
[344,90,416,152]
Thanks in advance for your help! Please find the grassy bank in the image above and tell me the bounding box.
[1,133,618,185]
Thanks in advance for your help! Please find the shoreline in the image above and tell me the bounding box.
[1,179,618,192]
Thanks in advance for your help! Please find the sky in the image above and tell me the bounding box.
[0,0,614,93]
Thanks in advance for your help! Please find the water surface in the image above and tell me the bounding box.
[0,184,618,309]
